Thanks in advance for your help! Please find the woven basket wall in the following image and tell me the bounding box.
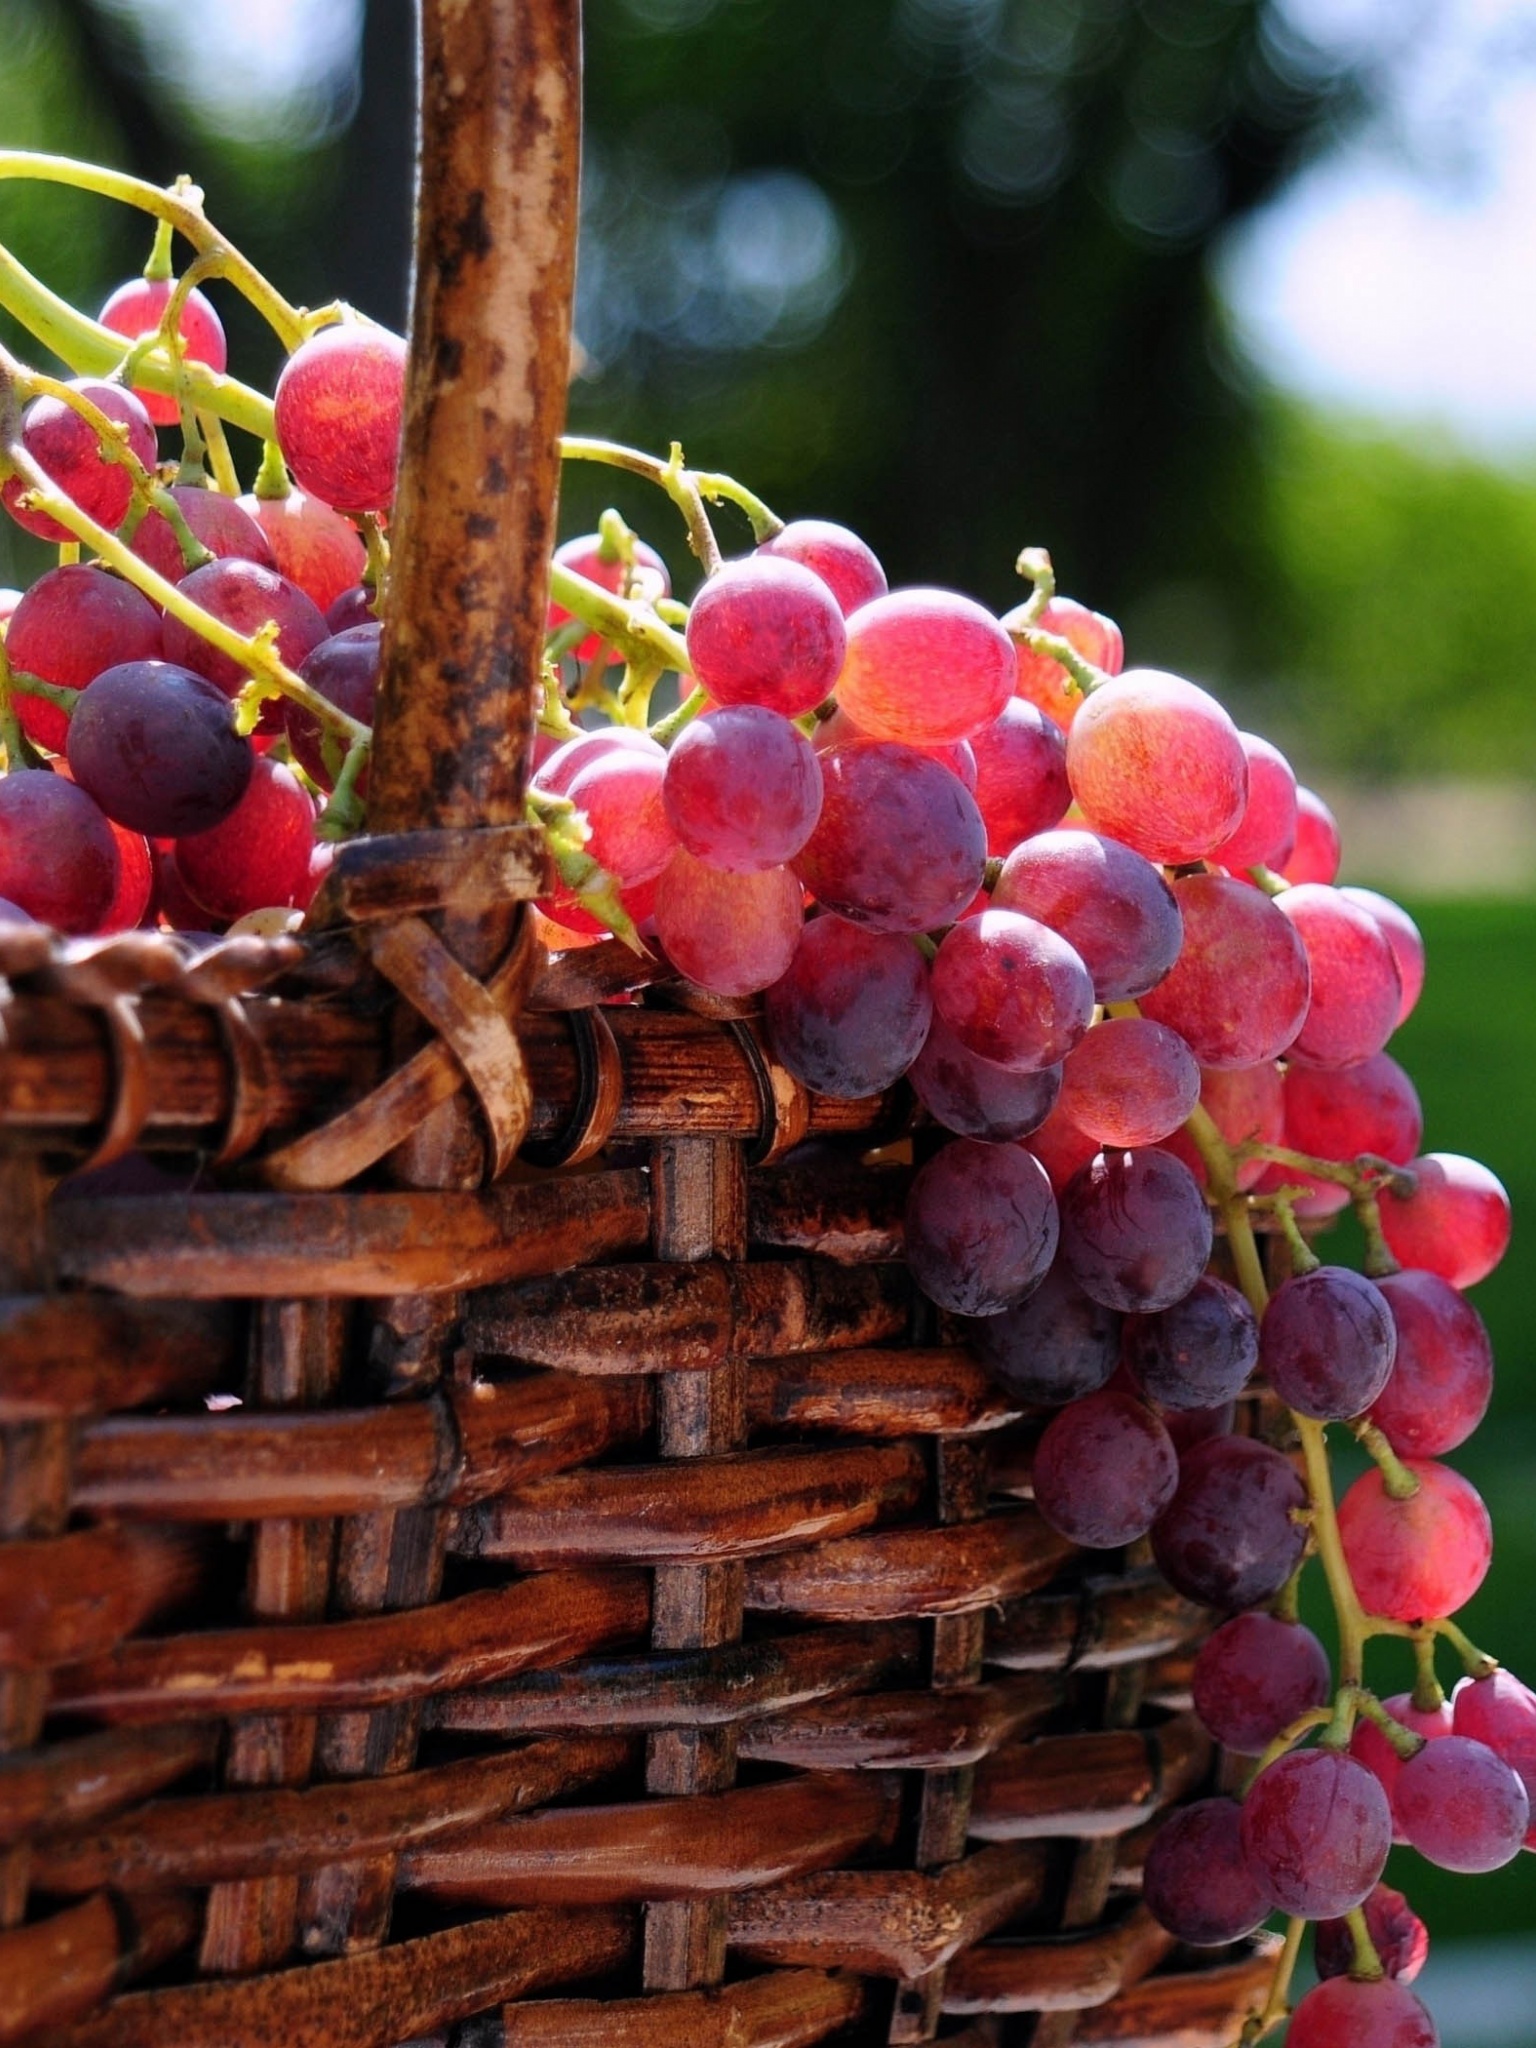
[0,5,1279,2044]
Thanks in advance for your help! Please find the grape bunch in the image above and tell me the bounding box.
[0,155,1525,2048]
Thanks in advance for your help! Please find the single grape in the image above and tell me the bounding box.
[813,705,977,790]
[1369,1270,1493,1458]
[1283,1050,1422,1174]
[130,483,274,585]
[1142,1796,1272,1946]
[1000,593,1124,732]
[237,485,367,611]
[1065,669,1247,863]
[1379,1153,1511,1291]
[66,660,254,838]
[563,746,679,888]
[903,1138,1058,1316]
[1210,731,1298,874]
[1057,1016,1200,1149]
[835,587,1016,746]
[1341,886,1426,1027]
[1191,1612,1330,1753]
[764,915,933,1098]
[1286,1977,1437,2048]
[968,1260,1119,1406]
[653,850,802,995]
[1057,1147,1212,1313]
[1348,1692,1453,1835]
[794,741,985,933]
[662,706,822,871]
[98,276,228,426]
[991,827,1182,1002]
[1136,874,1310,1069]
[932,910,1094,1074]
[5,564,163,752]
[1337,1460,1492,1622]
[325,584,376,634]
[0,772,119,931]
[1031,1389,1177,1546]
[1395,1734,1529,1872]
[1152,1434,1308,1610]
[966,698,1070,854]
[1314,1883,1429,1984]
[1126,1274,1258,1411]
[173,756,316,920]
[1261,1265,1397,1422]
[547,532,670,661]
[1161,1061,1284,1194]
[1453,1670,1536,1845]
[1024,1099,1101,1194]
[757,518,887,614]
[910,1010,1061,1142]
[1282,786,1342,886]
[286,626,380,792]
[2,379,158,543]
[1240,1746,1392,1918]
[685,556,846,717]
[272,322,407,512]
[161,559,330,735]
[1276,884,1402,1070]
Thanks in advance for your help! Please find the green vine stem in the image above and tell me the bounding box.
[559,436,725,573]
[1241,1917,1305,2044]
[1006,544,1107,695]
[547,560,690,675]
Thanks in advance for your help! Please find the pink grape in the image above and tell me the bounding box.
[836,588,1016,746]
[1282,785,1342,885]
[1025,1100,1101,1194]
[1057,1147,1212,1313]
[1126,1274,1258,1411]
[1192,1612,1330,1754]
[1283,1050,1422,1173]
[161,558,330,735]
[273,322,406,512]
[1276,883,1402,1069]
[238,486,366,612]
[1453,1670,1536,1845]
[1210,730,1298,875]
[173,756,315,919]
[286,626,380,792]
[1315,1883,1429,1984]
[1341,886,1426,1027]
[0,772,119,931]
[1142,1797,1273,1946]
[1136,874,1310,1068]
[1395,1734,1529,1872]
[1001,593,1124,732]
[5,564,163,752]
[2,379,157,543]
[685,556,846,717]
[1065,669,1247,862]
[932,910,1093,1073]
[1161,1061,1284,1194]
[1286,1977,1437,2048]
[961,698,1070,853]
[1350,1692,1453,1833]
[1239,1746,1392,1918]
[903,1138,1057,1316]
[910,1010,1061,1142]
[662,706,822,871]
[991,827,1182,1002]
[969,1261,1120,1406]
[764,915,932,1098]
[757,518,887,614]
[653,850,802,995]
[1031,1388,1178,1546]
[813,705,976,789]
[130,483,274,584]
[1057,1016,1200,1148]
[1338,1460,1493,1622]
[564,747,679,888]
[1379,1153,1511,1290]
[795,742,985,933]
[66,660,254,837]
[548,532,670,661]
[1260,1265,1397,1422]
[1369,1270,1493,1458]
[534,726,663,797]
[1152,1434,1307,1610]
[99,276,228,425]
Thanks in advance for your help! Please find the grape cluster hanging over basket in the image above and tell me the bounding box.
[0,6,1523,2048]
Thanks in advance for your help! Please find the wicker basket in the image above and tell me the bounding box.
[0,6,1281,2043]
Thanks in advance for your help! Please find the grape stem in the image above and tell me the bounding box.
[1007,545,1106,695]
[548,560,691,675]
[1350,1418,1420,1500]
[1344,1905,1387,1982]
[559,435,728,574]
[1240,1917,1304,2043]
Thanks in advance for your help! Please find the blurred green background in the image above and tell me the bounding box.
[1,0,1532,2013]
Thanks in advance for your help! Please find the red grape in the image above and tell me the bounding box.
[98,276,228,426]
[173,755,315,919]
[272,322,406,513]
[1126,1273,1258,1411]
[932,910,1093,1073]
[1031,1388,1178,1546]
[0,772,119,931]
[130,483,274,584]
[1142,1797,1273,1946]
[1057,1016,1200,1149]
[764,915,933,1098]
[1315,1883,1429,1984]
[1239,1746,1392,1917]
[1276,884,1402,1070]
[685,556,846,717]
[836,588,1015,747]
[1282,785,1342,886]
[1058,1146,1212,1313]
[1261,1265,1397,1422]
[1001,593,1124,732]
[1453,1670,1536,1845]
[1338,1460,1492,1621]
[151,841,222,933]
[2,379,157,543]
[1137,874,1310,1068]
[1025,1099,1101,1194]
[534,726,663,797]
[161,558,330,735]
[66,660,254,837]
[97,816,154,932]
[814,705,977,790]
[991,827,1182,1002]
[1161,1061,1284,1194]
[795,741,985,933]
[1396,1734,1529,1871]
[1065,669,1247,863]
[1341,886,1425,1027]
[1349,1691,1453,1831]
[325,584,376,634]
[5,564,163,752]
[965,698,1070,853]
[969,1260,1120,1406]
[286,625,379,791]
[1286,1977,1437,2048]
[1283,1050,1422,1174]
[564,747,679,888]
[662,706,822,870]
[237,486,366,611]
[757,518,887,614]
[1192,1612,1330,1753]
[1211,731,1298,874]
[910,1010,1061,1142]
[903,1138,1057,1316]
[547,532,670,661]
[1369,1270,1493,1458]
[653,850,802,995]
[1152,1433,1308,1610]
[1379,1153,1511,1291]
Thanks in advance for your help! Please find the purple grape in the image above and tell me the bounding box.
[1031,1390,1178,1547]
[285,624,380,791]
[764,914,932,1098]
[1314,1883,1428,1984]
[66,660,254,838]
[932,910,1094,1072]
[903,1139,1058,1317]
[1057,1147,1213,1313]
[1260,1266,1397,1422]
[992,827,1183,1003]
[662,705,823,871]
[1152,1434,1308,1610]
[910,1010,1061,1142]
[1240,1746,1392,1918]
[1369,1269,1494,1458]
[1191,1612,1331,1753]
[794,741,985,933]
[1125,1275,1258,1411]
[1394,1734,1529,1872]
[968,1261,1120,1407]
[1143,1797,1274,1946]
